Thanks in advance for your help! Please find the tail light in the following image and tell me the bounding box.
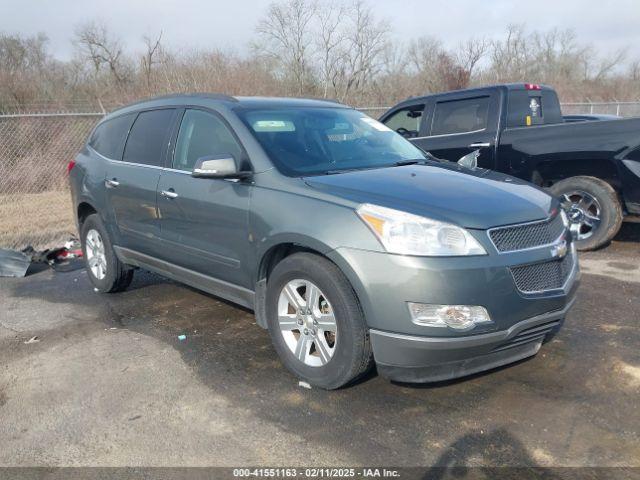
[66,159,76,175]
[525,83,541,90]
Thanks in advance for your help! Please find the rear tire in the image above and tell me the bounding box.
[265,252,373,390]
[81,214,133,293]
[549,176,622,251]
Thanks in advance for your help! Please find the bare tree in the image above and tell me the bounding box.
[456,37,488,80]
[315,3,346,98]
[0,32,50,105]
[337,0,390,102]
[74,21,129,85]
[254,0,317,95]
[141,31,163,92]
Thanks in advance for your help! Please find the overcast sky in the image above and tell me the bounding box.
[2,0,639,63]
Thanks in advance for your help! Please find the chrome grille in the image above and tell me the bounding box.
[510,253,574,294]
[490,214,565,252]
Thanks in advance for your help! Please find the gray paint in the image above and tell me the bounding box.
[69,94,579,382]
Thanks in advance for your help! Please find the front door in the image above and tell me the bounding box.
[411,94,499,170]
[156,108,252,288]
[105,108,177,255]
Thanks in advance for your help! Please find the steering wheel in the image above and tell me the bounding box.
[395,127,413,138]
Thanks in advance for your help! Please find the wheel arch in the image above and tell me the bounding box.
[253,236,364,330]
[534,158,622,190]
[77,201,98,229]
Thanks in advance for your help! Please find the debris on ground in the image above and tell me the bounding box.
[0,248,31,277]
[23,336,40,344]
[298,381,312,389]
[0,237,84,277]
[178,334,187,341]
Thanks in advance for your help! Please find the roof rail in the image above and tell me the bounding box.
[108,92,238,113]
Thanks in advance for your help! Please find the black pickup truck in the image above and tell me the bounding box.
[380,83,640,250]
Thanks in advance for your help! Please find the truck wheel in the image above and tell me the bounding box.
[265,252,373,389]
[81,214,134,293]
[549,176,622,251]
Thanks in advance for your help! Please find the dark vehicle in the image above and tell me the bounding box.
[563,114,621,123]
[69,94,578,389]
[381,83,640,250]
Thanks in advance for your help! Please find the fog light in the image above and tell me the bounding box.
[408,303,492,330]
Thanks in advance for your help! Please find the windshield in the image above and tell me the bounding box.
[238,107,426,176]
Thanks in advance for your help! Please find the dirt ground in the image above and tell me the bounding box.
[0,224,639,468]
[0,191,75,250]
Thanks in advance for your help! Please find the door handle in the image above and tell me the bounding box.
[105,179,120,188]
[161,189,178,199]
[468,142,491,148]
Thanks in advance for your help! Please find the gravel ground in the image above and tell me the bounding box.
[0,224,639,468]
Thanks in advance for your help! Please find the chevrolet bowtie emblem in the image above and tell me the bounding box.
[551,239,568,259]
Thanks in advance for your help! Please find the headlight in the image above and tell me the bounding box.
[356,203,486,256]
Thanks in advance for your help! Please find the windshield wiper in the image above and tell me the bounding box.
[394,159,428,167]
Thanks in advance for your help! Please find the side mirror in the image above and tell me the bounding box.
[191,154,251,179]
[457,149,480,169]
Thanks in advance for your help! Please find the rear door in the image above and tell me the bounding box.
[411,91,500,169]
[156,108,252,288]
[105,108,177,255]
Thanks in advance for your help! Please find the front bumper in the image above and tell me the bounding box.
[372,297,575,383]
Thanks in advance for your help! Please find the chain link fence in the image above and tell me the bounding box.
[0,113,103,250]
[1,100,639,251]
[358,101,640,119]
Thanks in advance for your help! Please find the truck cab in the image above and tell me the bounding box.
[381,83,640,250]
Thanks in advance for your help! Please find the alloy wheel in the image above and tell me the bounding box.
[85,229,107,280]
[277,279,337,367]
[561,190,602,241]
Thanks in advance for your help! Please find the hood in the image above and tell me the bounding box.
[304,164,556,229]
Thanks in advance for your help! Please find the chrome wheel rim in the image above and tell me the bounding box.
[85,229,107,280]
[561,191,602,241]
[277,279,337,367]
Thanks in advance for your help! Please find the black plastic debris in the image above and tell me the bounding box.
[0,248,31,277]
[0,238,85,277]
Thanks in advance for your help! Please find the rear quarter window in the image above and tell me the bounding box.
[88,113,135,160]
[506,90,563,127]
[123,109,175,166]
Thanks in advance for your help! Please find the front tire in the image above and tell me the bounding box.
[549,176,622,251]
[81,214,133,293]
[266,252,373,389]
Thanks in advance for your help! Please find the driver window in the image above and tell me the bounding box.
[382,105,424,138]
[173,109,243,171]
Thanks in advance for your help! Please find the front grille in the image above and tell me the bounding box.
[510,253,574,294]
[493,319,561,352]
[490,214,565,252]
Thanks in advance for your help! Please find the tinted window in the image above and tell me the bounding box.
[173,109,243,171]
[431,97,489,135]
[383,106,424,138]
[89,114,134,160]
[238,108,425,176]
[123,109,175,166]
[506,90,563,127]
[626,146,640,161]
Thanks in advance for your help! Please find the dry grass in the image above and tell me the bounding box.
[0,190,76,250]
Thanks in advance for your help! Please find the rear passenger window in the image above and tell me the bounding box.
[123,109,175,166]
[383,105,424,138]
[173,109,243,171]
[431,97,489,136]
[89,114,134,160]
